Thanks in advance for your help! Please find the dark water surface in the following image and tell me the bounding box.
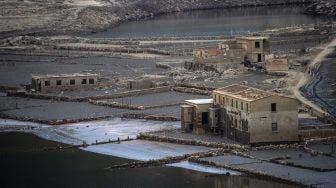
[0,132,299,188]
[85,5,333,38]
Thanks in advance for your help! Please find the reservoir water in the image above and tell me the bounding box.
[0,132,299,188]
[86,5,333,38]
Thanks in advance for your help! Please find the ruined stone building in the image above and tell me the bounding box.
[235,36,270,63]
[181,84,299,145]
[31,73,98,93]
[193,36,270,66]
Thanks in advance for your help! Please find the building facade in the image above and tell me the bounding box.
[31,73,98,93]
[193,36,270,66]
[181,99,214,135]
[181,85,299,145]
[236,36,270,63]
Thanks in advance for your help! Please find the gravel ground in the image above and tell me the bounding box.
[0,55,163,87]
[0,96,127,121]
[110,91,209,106]
[190,71,283,90]
[249,148,336,170]
[142,105,181,118]
[65,56,163,77]
[309,143,336,157]
[200,155,336,187]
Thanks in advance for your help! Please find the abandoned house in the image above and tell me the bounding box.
[192,36,270,69]
[31,73,98,93]
[236,36,270,63]
[181,84,299,145]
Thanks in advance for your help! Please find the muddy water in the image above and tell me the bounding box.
[0,132,299,188]
[86,5,333,38]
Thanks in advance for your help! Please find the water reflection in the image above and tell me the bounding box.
[0,132,299,188]
[85,5,333,38]
[214,176,299,188]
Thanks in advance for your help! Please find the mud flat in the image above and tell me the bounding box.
[193,155,336,187]
[0,96,127,124]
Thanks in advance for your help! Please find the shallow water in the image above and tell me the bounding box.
[0,132,299,188]
[85,5,333,38]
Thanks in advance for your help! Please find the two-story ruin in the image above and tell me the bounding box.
[193,36,270,66]
[181,84,299,145]
[31,73,98,93]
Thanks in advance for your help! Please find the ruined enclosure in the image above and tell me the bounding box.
[31,73,98,93]
[192,36,271,70]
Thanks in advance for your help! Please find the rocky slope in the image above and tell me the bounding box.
[77,0,313,34]
[305,0,336,16]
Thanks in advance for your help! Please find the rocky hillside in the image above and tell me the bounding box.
[305,0,336,16]
[0,0,315,38]
[78,0,313,33]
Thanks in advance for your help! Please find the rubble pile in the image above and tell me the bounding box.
[305,0,336,16]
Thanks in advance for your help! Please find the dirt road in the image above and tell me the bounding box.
[294,38,336,116]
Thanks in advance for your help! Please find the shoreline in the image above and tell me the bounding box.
[1,118,336,187]
[0,1,314,39]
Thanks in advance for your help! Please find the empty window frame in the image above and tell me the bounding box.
[257,54,262,62]
[242,120,248,131]
[255,41,260,48]
[70,80,75,85]
[231,99,234,107]
[89,79,94,84]
[82,79,87,84]
[241,102,244,110]
[236,100,238,108]
[272,122,278,132]
[271,103,277,112]
[44,80,50,86]
[56,80,62,86]
[246,103,249,112]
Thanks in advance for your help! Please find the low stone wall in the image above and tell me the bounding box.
[90,99,180,110]
[173,87,212,96]
[138,133,249,151]
[7,86,172,102]
[0,113,112,125]
[42,137,135,151]
[303,136,336,157]
[253,143,303,151]
[105,148,229,170]
[299,129,336,139]
[122,113,179,121]
[175,83,217,91]
[0,85,22,92]
[89,100,145,110]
